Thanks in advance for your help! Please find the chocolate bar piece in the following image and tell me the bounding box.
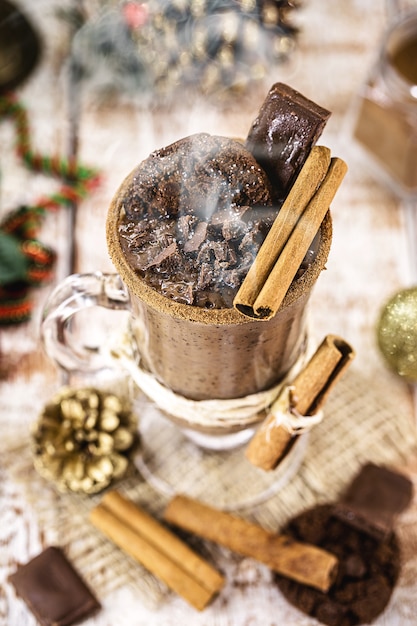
[8,546,101,626]
[334,463,413,540]
[245,82,331,200]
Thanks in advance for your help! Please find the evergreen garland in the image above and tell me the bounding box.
[0,94,101,325]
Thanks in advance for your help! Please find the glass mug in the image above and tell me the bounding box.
[41,169,332,450]
[352,9,417,199]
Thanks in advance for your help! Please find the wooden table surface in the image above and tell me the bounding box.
[2,1,417,625]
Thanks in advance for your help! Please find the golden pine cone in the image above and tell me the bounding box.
[32,386,139,494]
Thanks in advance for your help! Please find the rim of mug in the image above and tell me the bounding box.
[106,162,333,325]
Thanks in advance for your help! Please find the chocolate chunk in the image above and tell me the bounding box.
[197,261,215,291]
[221,217,247,242]
[275,504,401,626]
[145,241,178,269]
[246,82,331,199]
[8,546,101,626]
[177,214,197,241]
[160,279,194,305]
[334,463,413,540]
[183,221,208,252]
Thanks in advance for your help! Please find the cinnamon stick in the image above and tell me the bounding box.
[234,145,330,317]
[90,491,224,610]
[245,335,355,471]
[164,494,338,593]
[234,155,347,320]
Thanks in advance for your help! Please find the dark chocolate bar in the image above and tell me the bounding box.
[245,82,331,200]
[334,463,413,540]
[8,546,101,626]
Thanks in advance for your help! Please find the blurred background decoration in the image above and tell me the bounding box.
[64,0,300,103]
[0,1,101,326]
[0,0,41,95]
[0,94,101,325]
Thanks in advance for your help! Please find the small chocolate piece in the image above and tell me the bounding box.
[334,463,413,540]
[8,546,101,626]
[275,504,401,626]
[245,82,331,199]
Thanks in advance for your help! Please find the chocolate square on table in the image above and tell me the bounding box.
[334,462,414,540]
[8,546,101,626]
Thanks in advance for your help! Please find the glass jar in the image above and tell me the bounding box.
[352,11,417,199]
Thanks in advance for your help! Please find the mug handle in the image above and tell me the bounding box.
[41,272,131,372]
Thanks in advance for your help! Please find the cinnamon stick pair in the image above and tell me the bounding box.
[246,334,355,471]
[164,494,338,593]
[89,491,224,610]
[233,147,347,320]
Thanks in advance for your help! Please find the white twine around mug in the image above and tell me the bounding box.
[103,321,324,432]
[264,384,323,440]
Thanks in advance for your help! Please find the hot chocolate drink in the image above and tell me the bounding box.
[106,83,335,434]
[40,83,341,444]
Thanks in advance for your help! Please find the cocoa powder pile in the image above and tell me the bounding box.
[275,504,400,626]
[275,464,413,625]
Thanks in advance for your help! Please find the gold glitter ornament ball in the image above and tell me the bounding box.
[377,287,417,381]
